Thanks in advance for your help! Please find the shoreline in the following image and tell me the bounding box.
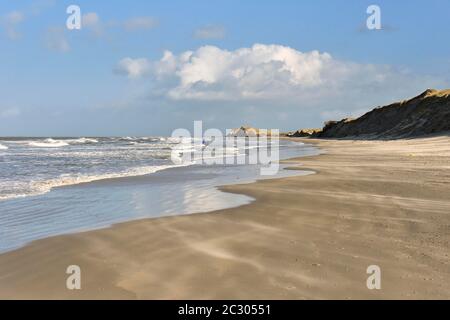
[0,137,449,299]
[0,139,317,203]
[0,140,317,254]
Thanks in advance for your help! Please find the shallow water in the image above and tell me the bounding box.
[0,137,186,201]
[0,138,318,253]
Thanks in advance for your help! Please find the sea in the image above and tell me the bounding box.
[0,136,318,252]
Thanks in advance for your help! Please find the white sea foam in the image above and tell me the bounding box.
[29,138,69,148]
[0,163,193,201]
[0,144,8,150]
[0,136,304,203]
[69,137,98,144]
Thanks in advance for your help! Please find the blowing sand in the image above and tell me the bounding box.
[0,137,449,299]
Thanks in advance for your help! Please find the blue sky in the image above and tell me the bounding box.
[1,0,449,136]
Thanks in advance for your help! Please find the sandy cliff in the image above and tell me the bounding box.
[314,89,450,139]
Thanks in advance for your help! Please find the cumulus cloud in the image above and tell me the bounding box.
[2,11,25,40]
[194,25,226,39]
[115,57,152,78]
[123,17,158,31]
[114,44,447,122]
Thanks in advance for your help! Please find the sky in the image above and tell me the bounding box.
[0,0,449,136]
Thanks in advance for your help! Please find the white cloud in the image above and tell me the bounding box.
[70,15,157,38]
[320,108,368,121]
[1,2,56,40]
[194,25,226,39]
[82,12,99,27]
[5,11,24,25]
[123,17,158,31]
[82,12,103,36]
[2,11,25,40]
[115,58,151,78]
[45,27,70,52]
[29,0,56,16]
[0,107,20,118]
[114,44,447,121]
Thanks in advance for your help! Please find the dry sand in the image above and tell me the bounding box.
[0,137,449,299]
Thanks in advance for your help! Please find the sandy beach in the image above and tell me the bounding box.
[0,136,449,299]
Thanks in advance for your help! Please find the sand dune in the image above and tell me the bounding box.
[316,89,450,139]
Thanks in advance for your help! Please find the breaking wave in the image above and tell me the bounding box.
[29,138,69,148]
[0,163,192,201]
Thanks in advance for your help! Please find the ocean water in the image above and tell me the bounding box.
[0,137,190,201]
[0,137,318,252]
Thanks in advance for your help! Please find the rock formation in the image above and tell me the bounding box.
[228,126,277,137]
[286,128,321,137]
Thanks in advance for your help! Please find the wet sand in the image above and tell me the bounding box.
[0,137,449,299]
